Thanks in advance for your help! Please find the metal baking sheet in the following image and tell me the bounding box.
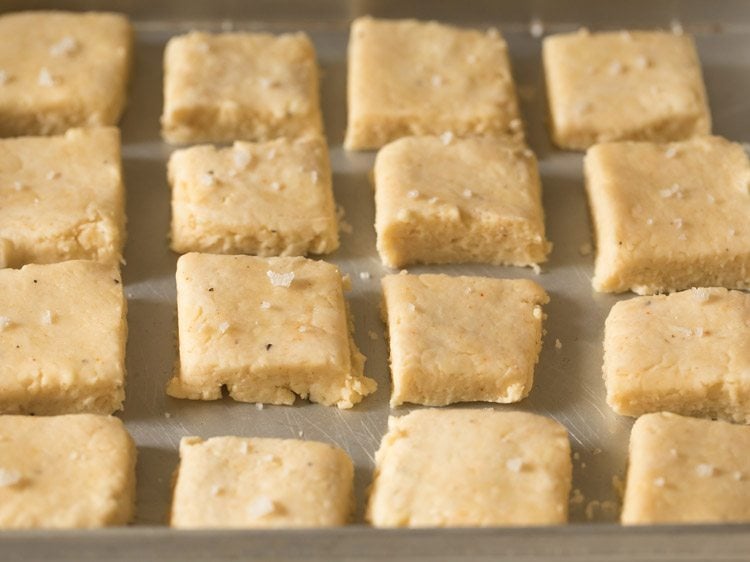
[1,0,750,560]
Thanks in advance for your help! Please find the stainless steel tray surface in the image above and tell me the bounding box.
[1,0,750,560]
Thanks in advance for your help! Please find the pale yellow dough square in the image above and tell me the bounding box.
[0,127,126,267]
[382,274,548,407]
[585,136,750,294]
[0,261,127,415]
[167,253,376,408]
[543,30,710,150]
[0,11,132,137]
[366,409,572,527]
[171,436,354,528]
[374,135,550,268]
[0,414,136,529]
[604,287,750,423]
[622,412,750,524]
[169,136,338,256]
[162,31,323,144]
[345,17,522,150]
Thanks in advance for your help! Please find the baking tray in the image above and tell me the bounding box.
[1,0,749,560]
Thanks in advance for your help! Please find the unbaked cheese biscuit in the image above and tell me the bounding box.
[0,261,127,415]
[0,11,132,137]
[622,412,750,524]
[345,17,522,150]
[169,136,338,256]
[382,274,548,407]
[0,414,136,529]
[374,135,550,268]
[167,253,376,408]
[585,136,750,294]
[0,127,126,267]
[162,31,323,144]
[366,409,572,527]
[171,436,354,528]
[543,30,710,150]
[603,287,750,423]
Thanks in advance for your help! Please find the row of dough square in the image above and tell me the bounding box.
[5,410,750,528]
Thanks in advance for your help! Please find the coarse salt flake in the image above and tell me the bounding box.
[431,74,443,87]
[505,458,523,472]
[0,70,7,85]
[440,131,454,146]
[692,288,711,302]
[532,306,543,319]
[671,19,684,35]
[210,484,224,497]
[0,316,11,331]
[695,463,715,477]
[218,321,230,334]
[47,170,60,180]
[13,181,23,191]
[653,477,666,487]
[407,303,416,313]
[406,190,419,199]
[50,36,78,57]
[673,218,683,229]
[733,471,743,481]
[531,263,542,275]
[665,146,678,158]
[260,301,271,310]
[41,310,53,325]
[635,55,649,70]
[270,181,281,191]
[38,67,55,87]
[554,338,562,350]
[298,325,308,333]
[255,403,264,410]
[233,148,251,169]
[368,330,378,341]
[608,60,623,75]
[0,468,22,487]
[200,172,215,187]
[239,441,249,454]
[463,189,473,199]
[267,270,294,288]
[359,271,371,280]
[267,148,276,160]
[659,183,681,198]
[646,218,654,226]
[529,18,544,38]
[310,170,319,184]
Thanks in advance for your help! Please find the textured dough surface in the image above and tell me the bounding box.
[162,31,323,144]
[345,17,522,150]
[604,287,750,423]
[169,136,338,256]
[0,260,127,415]
[366,409,571,527]
[0,414,136,529]
[374,135,550,268]
[171,436,354,528]
[381,274,548,406]
[543,30,710,150]
[0,127,125,267]
[0,11,132,137]
[622,412,750,524]
[167,253,376,408]
[584,136,750,294]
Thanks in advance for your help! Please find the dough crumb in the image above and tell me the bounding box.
[554,338,562,350]
[255,403,264,410]
[579,242,593,256]
[368,330,378,341]
[529,18,544,38]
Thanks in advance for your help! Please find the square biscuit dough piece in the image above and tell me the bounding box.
[169,136,339,256]
[585,136,750,294]
[382,274,548,407]
[374,135,550,268]
[622,412,750,524]
[167,253,376,408]
[345,17,522,150]
[367,409,572,527]
[0,414,136,529]
[0,127,126,268]
[604,287,750,423]
[162,31,323,144]
[0,260,127,415]
[543,30,711,150]
[171,436,354,528]
[0,11,132,137]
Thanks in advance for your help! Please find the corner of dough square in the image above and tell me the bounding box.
[169,136,338,256]
[374,135,550,268]
[0,414,136,529]
[622,412,750,524]
[585,136,750,294]
[167,253,376,408]
[0,11,133,137]
[345,17,522,150]
[0,127,126,268]
[604,287,750,423]
[171,436,353,528]
[366,409,571,527]
[382,274,548,407]
[161,31,323,144]
[0,260,127,415]
[543,30,710,150]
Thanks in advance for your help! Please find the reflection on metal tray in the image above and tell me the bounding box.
[1,0,749,560]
